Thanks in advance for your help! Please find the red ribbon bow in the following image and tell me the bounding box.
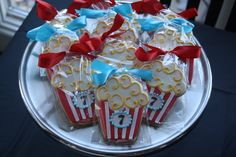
[70,13,124,54]
[131,0,198,19]
[38,14,124,69]
[36,0,116,20]
[178,8,198,19]
[131,0,165,15]
[67,0,116,15]
[135,44,201,84]
[38,52,66,68]
[36,0,58,21]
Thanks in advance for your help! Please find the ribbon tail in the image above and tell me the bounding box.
[172,46,201,84]
[138,18,165,31]
[91,60,116,86]
[171,18,194,33]
[27,23,56,42]
[178,8,198,19]
[128,69,153,81]
[36,0,58,21]
[67,0,90,15]
[38,52,66,68]
[187,59,194,84]
[172,46,201,59]
[67,16,87,31]
[135,44,166,61]
[101,14,125,40]
[112,3,133,19]
[76,8,108,18]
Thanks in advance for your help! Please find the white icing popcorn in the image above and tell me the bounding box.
[96,74,149,110]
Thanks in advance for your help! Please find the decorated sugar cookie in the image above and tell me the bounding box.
[50,58,96,125]
[98,39,137,67]
[91,59,152,143]
[140,60,187,127]
[43,28,78,53]
[96,74,149,143]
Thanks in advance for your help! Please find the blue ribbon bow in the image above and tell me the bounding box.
[138,17,194,33]
[112,3,133,19]
[76,3,133,19]
[76,9,109,19]
[27,16,87,42]
[27,23,56,42]
[91,60,153,86]
[66,15,87,31]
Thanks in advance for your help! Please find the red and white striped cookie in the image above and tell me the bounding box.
[96,74,149,143]
[49,57,97,126]
[140,60,187,127]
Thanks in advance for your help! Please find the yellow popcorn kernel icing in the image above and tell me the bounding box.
[51,58,93,92]
[96,74,149,110]
[140,60,187,96]
[99,40,137,67]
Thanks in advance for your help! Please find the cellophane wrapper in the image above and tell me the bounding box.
[92,57,152,144]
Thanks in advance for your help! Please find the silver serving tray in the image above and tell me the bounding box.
[19,38,212,156]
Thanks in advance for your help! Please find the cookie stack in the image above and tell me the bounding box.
[27,0,201,144]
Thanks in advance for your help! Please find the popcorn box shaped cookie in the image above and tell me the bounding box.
[49,57,97,126]
[140,60,187,127]
[96,74,149,143]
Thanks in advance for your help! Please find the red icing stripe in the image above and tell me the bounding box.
[154,87,161,94]
[98,100,107,139]
[149,106,161,125]
[74,104,83,120]
[133,107,144,140]
[118,128,123,140]
[56,88,77,123]
[146,108,152,117]
[91,103,96,121]
[146,84,151,92]
[159,95,177,123]
[109,107,115,141]
[126,108,134,140]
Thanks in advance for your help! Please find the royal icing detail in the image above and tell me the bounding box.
[96,74,149,110]
[140,60,187,96]
[148,93,164,111]
[98,39,136,67]
[148,29,194,51]
[72,90,95,109]
[110,111,132,128]
[51,58,93,92]
[43,29,78,52]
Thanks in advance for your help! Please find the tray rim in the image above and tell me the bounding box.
[18,37,212,156]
